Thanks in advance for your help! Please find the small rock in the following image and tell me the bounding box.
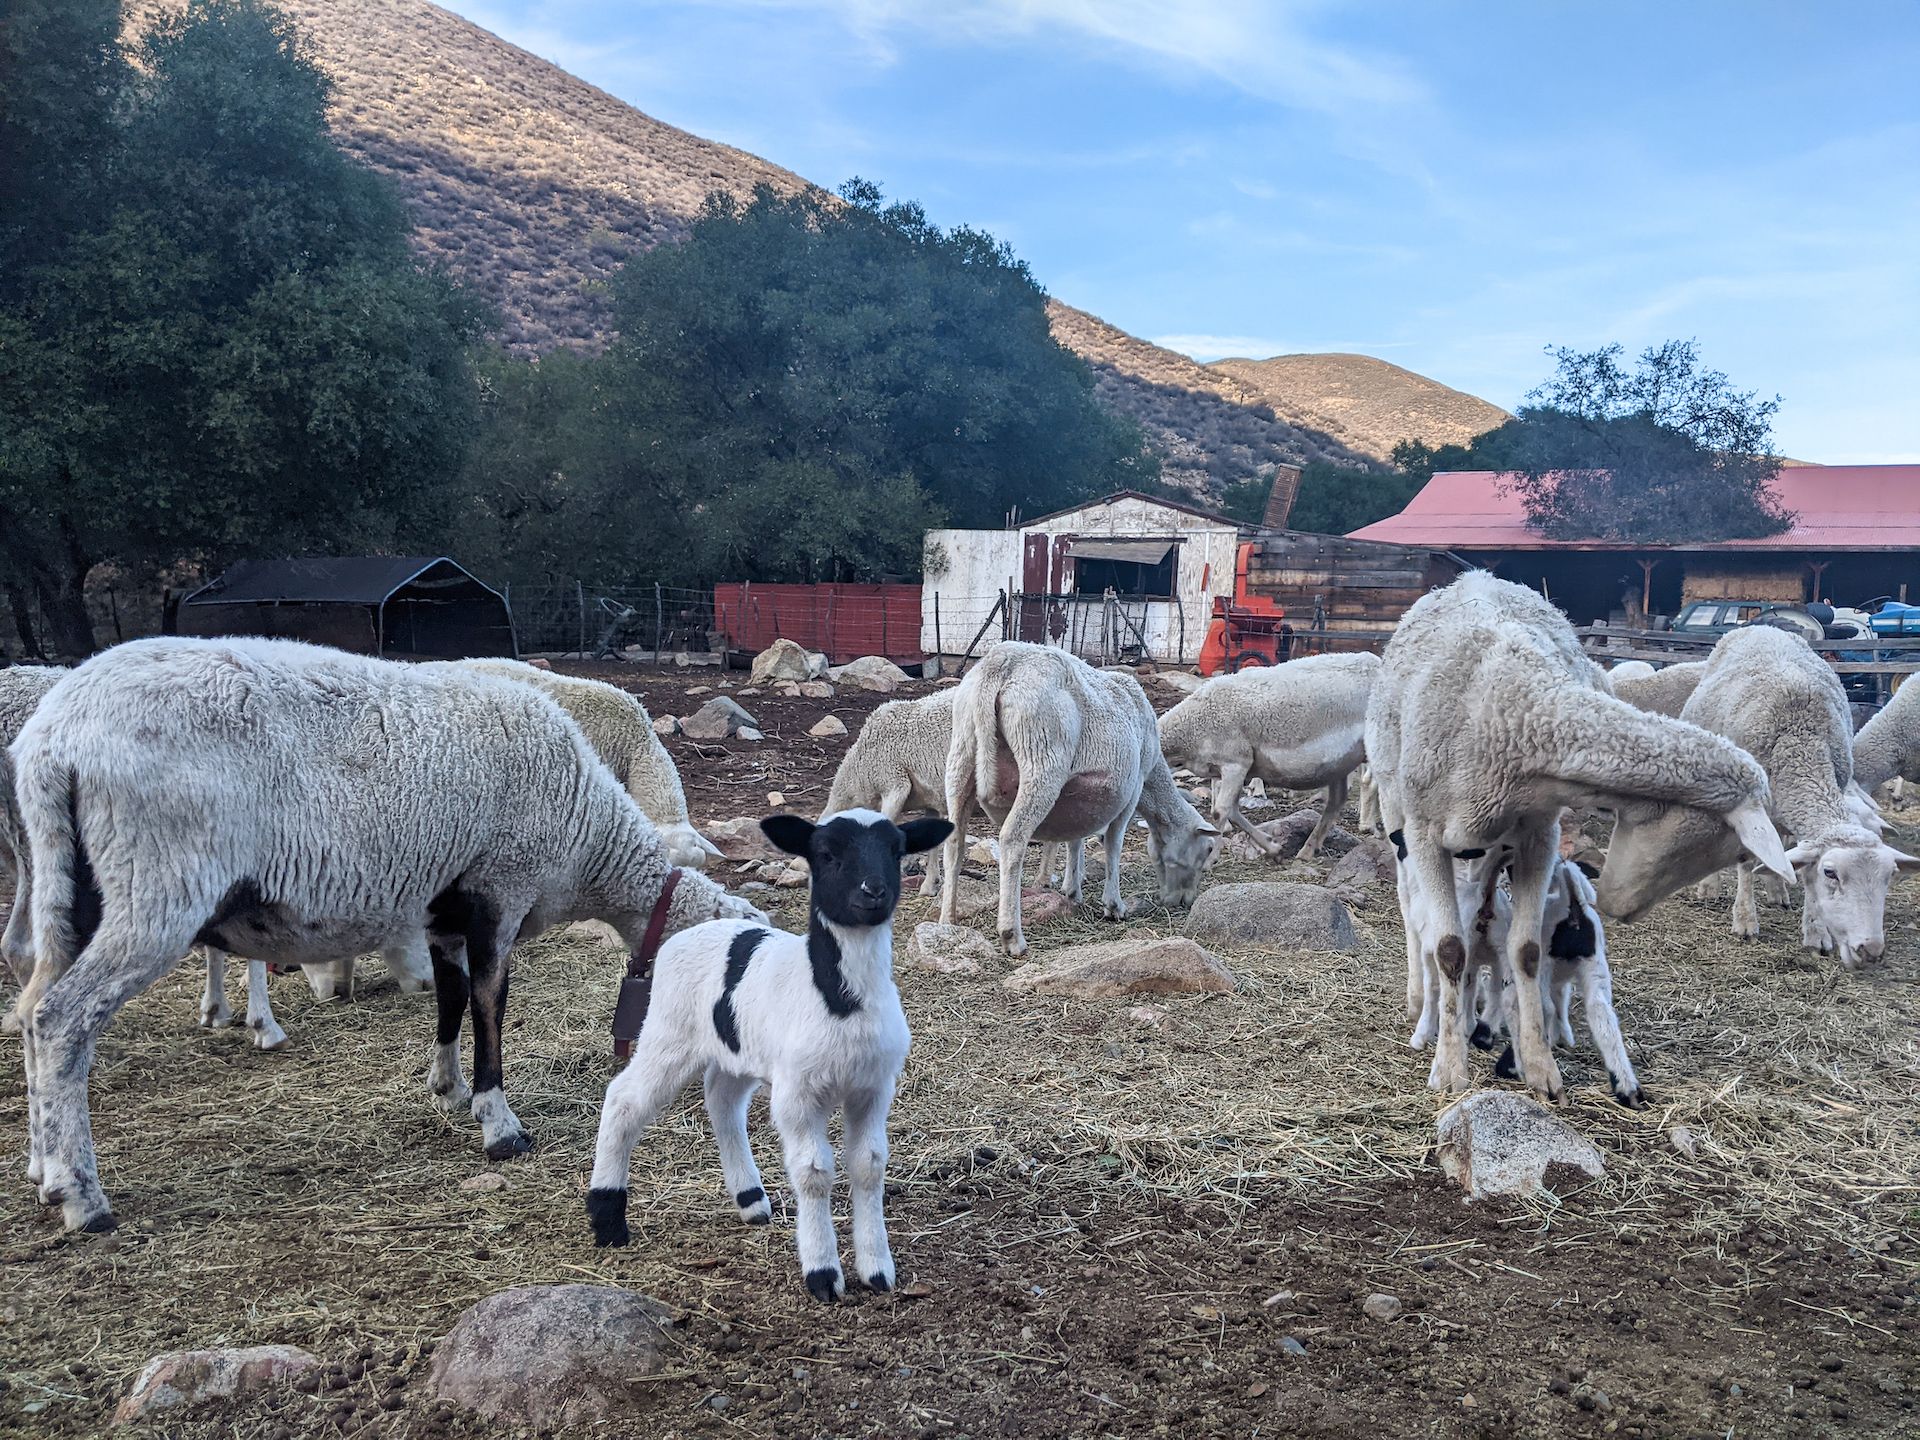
[1004,937,1235,999]
[967,838,998,868]
[749,639,814,685]
[772,680,802,697]
[1184,882,1358,951]
[1434,1090,1606,1201]
[776,863,809,888]
[430,1285,674,1429]
[459,1173,507,1193]
[1326,837,1396,891]
[1127,1004,1170,1029]
[737,687,762,697]
[799,680,835,698]
[115,1345,321,1423]
[910,923,995,975]
[767,791,785,807]
[1021,890,1075,926]
[650,714,678,736]
[828,655,911,694]
[685,685,712,697]
[735,727,764,742]
[1362,1293,1402,1322]
[1256,808,1358,859]
[1280,1337,1308,1358]
[807,715,847,738]
[706,817,778,861]
[680,697,758,741]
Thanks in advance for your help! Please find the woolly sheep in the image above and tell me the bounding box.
[10,637,764,1233]
[1,665,66,985]
[1157,652,1379,861]
[588,808,952,1301]
[1678,626,1916,967]
[1606,660,1656,683]
[939,643,1218,956]
[823,687,1079,900]
[1609,660,1707,718]
[1851,674,1920,795]
[1367,572,1789,1101]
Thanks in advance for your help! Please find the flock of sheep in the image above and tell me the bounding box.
[1,568,1916,1302]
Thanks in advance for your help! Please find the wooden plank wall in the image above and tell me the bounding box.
[1244,531,1451,632]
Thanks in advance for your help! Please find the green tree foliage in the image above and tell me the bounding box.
[485,179,1153,585]
[0,0,484,654]
[1501,342,1789,542]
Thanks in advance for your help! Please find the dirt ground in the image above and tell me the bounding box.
[2,664,1918,1440]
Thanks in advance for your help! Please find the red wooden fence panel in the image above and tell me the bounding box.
[712,583,923,664]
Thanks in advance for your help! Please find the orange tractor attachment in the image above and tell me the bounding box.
[1197,542,1290,676]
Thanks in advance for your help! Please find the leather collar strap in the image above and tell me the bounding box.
[612,867,682,1060]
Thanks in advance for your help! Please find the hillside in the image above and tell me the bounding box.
[1210,353,1511,463]
[126,0,1392,498]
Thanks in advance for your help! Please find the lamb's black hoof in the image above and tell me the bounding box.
[1612,1081,1647,1110]
[586,1187,631,1247]
[866,1272,892,1293]
[485,1131,534,1162]
[1492,1044,1518,1080]
[804,1267,843,1303]
[1469,1022,1494,1051]
[79,1210,118,1235]
[735,1187,771,1224]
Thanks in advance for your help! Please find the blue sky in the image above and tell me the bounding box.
[448,0,1919,462]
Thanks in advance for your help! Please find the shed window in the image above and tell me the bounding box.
[1066,538,1176,599]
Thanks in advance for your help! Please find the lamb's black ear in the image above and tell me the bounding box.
[761,815,816,857]
[899,816,955,855]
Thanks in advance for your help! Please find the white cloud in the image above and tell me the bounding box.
[1152,333,1294,360]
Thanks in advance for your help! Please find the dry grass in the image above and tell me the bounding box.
[1211,353,1512,463]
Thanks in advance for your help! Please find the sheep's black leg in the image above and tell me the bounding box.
[426,940,471,1110]
[465,903,531,1160]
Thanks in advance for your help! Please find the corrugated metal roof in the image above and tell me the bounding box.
[182,557,487,606]
[1348,465,1920,552]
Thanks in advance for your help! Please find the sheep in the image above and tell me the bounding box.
[1,665,67,986]
[1606,659,1656,683]
[10,636,765,1233]
[1609,660,1707,718]
[1678,625,1916,967]
[1417,855,1643,1106]
[588,808,952,1301]
[823,687,1080,900]
[1851,675,1920,796]
[454,659,720,870]
[1157,652,1379,861]
[1368,571,1790,1100]
[939,642,1218,956]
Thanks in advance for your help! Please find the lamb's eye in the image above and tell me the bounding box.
[1822,868,1839,882]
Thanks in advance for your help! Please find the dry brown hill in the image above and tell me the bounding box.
[1210,353,1511,463]
[127,0,1394,496]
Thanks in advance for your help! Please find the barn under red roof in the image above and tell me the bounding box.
[1348,465,1920,552]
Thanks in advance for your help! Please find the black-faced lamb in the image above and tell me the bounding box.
[1156,652,1378,861]
[9,637,764,1233]
[1678,625,1916,967]
[1368,572,1790,1101]
[587,808,953,1301]
[938,642,1217,956]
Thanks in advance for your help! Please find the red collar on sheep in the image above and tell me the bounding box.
[612,867,683,1060]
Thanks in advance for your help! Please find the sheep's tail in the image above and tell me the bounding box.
[12,759,101,1018]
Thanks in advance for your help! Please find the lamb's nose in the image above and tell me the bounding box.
[859,880,884,899]
[1858,939,1885,961]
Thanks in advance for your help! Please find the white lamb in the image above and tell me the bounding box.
[10,636,764,1234]
[1421,855,1643,1106]
[588,809,952,1302]
[1156,652,1379,861]
[939,642,1217,956]
[1368,572,1790,1101]
[1678,626,1916,967]
[1609,660,1707,718]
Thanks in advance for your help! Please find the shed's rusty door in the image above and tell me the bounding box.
[1017,532,1050,642]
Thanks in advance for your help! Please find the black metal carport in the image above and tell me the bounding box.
[176,557,516,659]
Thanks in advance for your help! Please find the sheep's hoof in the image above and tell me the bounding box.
[586,1187,631,1247]
[1611,1079,1647,1110]
[430,1081,472,1113]
[248,1021,290,1051]
[804,1267,845,1303]
[485,1131,534,1162]
[865,1269,894,1293]
[72,1206,118,1235]
[999,930,1027,958]
[199,1003,232,1029]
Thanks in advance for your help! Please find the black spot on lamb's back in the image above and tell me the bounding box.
[712,927,766,1053]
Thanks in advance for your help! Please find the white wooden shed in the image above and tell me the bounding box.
[920,491,1243,666]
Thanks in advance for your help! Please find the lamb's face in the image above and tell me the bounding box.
[764,809,955,928]
[1790,833,1919,969]
[1595,799,1743,920]
[1150,815,1217,909]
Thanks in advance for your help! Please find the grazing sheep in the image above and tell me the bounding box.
[1157,652,1380,861]
[1,666,66,985]
[939,643,1217,956]
[10,637,764,1233]
[588,809,952,1301]
[1851,676,1920,795]
[454,659,720,869]
[1609,660,1707,718]
[1368,572,1790,1100]
[1679,626,1917,967]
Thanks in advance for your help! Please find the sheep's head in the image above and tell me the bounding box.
[1595,796,1787,920]
[1790,828,1920,969]
[763,808,954,928]
[1146,799,1220,909]
[659,820,724,871]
